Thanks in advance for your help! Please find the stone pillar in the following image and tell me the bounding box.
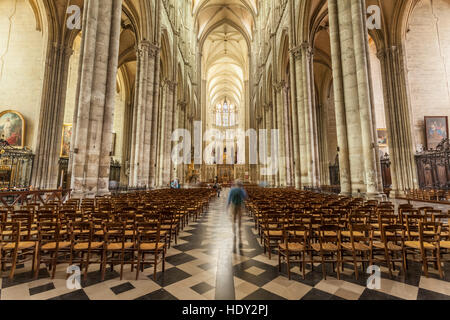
[283,84,293,187]
[32,43,73,189]
[377,46,419,196]
[157,81,168,187]
[130,41,150,187]
[292,47,308,188]
[275,81,287,186]
[71,0,122,197]
[328,0,351,195]
[351,0,380,196]
[142,45,158,187]
[289,50,301,189]
[327,0,382,197]
[158,81,176,186]
[264,103,274,186]
[300,42,318,188]
[149,49,161,188]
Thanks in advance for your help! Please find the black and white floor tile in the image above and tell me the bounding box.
[1,192,450,300]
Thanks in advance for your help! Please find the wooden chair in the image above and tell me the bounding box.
[341,224,374,280]
[101,222,134,281]
[278,224,310,280]
[372,224,407,278]
[11,213,37,241]
[160,210,178,248]
[70,222,104,280]
[262,213,285,259]
[35,222,71,279]
[405,222,443,278]
[1,222,38,279]
[311,225,342,280]
[135,222,166,280]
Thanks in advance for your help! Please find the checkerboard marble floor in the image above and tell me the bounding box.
[1,191,450,300]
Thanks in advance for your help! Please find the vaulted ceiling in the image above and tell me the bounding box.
[193,0,257,44]
[195,0,255,119]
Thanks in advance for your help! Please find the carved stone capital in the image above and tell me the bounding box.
[301,42,314,58]
[264,102,273,111]
[148,43,160,58]
[274,80,286,92]
[290,46,302,60]
[178,101,187,109]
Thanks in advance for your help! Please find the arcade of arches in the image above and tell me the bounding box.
[1,0,450,199]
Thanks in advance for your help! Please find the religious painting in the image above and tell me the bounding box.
[377,128,388,147]
[60,124,72,158]
[425,116,448,150]
[0,110,25,148]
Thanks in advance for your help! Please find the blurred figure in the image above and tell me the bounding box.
[227,180,248,238]
[213,182,222,197]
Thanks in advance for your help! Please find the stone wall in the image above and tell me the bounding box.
[405,0,450,148]
[0,0,46,150]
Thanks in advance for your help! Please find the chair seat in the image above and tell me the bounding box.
[94,230,104,236]
[288,231,306,236]
[74,242,104,250]
[373,241,403,251]
[314,231,337,237]
[440,241,450,249]
[279,242,304,252]
[1,241,36,250]
[41,241,71,250]
[144,230,168,236]
[405,241,436,250]
[311,243,338,251]
[263,230,283,237]
[20,230,38,236]
[374,231,397,237]
[107,242,134,250]
[139,243,165,251]
[341,242,370,251]
[341,231,365,238]
[125,230,135,236]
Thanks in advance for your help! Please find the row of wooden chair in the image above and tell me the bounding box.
[246,188,450,280]
[0,188,216,280]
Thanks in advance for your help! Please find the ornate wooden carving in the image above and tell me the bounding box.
[415,138,450,190]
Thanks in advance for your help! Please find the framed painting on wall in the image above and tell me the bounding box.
[377,128,388,147]
[425,116,449,150]
[0,110,25,148]
[60,124,72,158]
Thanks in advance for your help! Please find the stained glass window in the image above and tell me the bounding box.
[215,99,237,127]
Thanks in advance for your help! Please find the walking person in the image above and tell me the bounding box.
[227,180,247,240]
[213,182,222,197]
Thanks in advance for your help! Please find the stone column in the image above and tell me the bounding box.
[377,46,419,196]
[328,0,351,195]
[275,81,287,186]
[130,41,150,187]
[292,47,308,188]
[71,0,122,197]
[149,49,161,188]
[157,81,168,187]
[264,103,274,186]
[159,81,176,186]
[283,84,293,186]
[327,0,382,197]
[351,0,380,196]
[300,42,317,188]
[289,50,301,189]
[32,43,73,189]
[141,45,158,187]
